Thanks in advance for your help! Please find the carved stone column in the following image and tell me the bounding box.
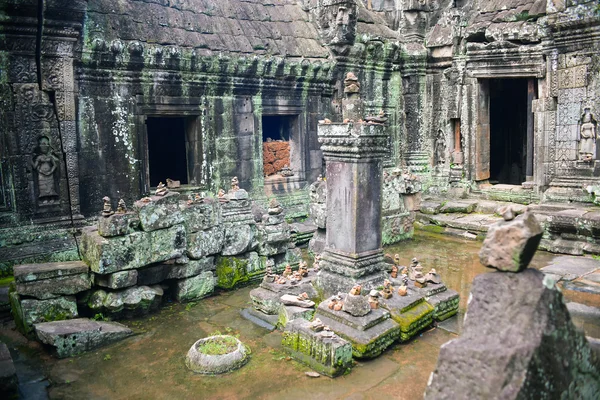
[316,114,388,296]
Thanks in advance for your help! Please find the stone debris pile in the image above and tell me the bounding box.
[426,209,600,399]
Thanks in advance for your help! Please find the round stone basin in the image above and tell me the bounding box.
[185,335,249,375]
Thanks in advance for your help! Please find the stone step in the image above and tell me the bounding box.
[35,318,133,359]
[567,302,600,340]
[13,261,88,283]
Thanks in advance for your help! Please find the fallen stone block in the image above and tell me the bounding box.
[222,223,256,256]
[97,212,139,237]
[133,192,183,232]
[172,271,215,302]
[249,287,282,315]
[81,225,186,274]
[278,305,314,328]
[182,199,220,233]
[15,272,90,300]
[10,291,78,335]
[425,269,600,399]
[35,318,133,358]
[0,343,17,397]
[187,226,224,259]
[95,270,138,289]
[439,200,477,214]
[165,257,215,280]
[479,211,543,272]
[14,261,89,283]
[282,318,352,378]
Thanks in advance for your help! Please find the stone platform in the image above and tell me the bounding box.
[282,318,353,377]
[314,297,400,359]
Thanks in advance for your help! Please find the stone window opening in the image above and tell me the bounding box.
[145,116,190,188]
[262,115,297,179]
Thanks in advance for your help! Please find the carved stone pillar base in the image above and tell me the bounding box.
[406,151,430,173]
[316,249,386,297]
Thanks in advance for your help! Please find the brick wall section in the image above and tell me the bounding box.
[263,141,290,176]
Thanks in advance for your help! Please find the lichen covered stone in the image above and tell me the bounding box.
[282,318,353,378]
[172,271,215,302]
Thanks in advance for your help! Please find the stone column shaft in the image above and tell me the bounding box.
[316,122,388,295]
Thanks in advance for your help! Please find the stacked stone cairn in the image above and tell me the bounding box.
[9,179,300,357]
[426,208,600,399]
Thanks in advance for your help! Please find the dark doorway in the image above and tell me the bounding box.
[489,79,528,185]
[146,117,188,187]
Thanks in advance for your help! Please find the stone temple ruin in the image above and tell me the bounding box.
[1,0,600,397]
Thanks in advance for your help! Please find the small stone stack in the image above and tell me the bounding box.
[426,209,600,399]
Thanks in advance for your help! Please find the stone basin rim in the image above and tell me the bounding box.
[185,335,250,375]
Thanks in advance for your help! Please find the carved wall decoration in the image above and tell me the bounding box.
[32,135,60,205]
[578,108,598,161]
[435,129,446,166]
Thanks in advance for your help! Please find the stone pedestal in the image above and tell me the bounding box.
[316,122,389,296]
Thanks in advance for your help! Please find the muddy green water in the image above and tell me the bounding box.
[0,233,567,399]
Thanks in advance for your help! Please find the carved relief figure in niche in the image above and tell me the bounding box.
[578,108,598,162]
[435,129,446,166]
[32,136,59,203]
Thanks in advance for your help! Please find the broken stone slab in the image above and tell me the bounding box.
[439,200,477,214]
[97,212,139,237]
[80,225,186,274]
[172,271,215,303]
[87,285,163,318]
[278,305,314,328]
[240,308,278,331]
[95,270,138,289]
[14,261,89,283]
[478,212,543,272]
[419,201,443,215]
[165,257,215,280]
[35,318,133,359]
[187,226,225,259]
[0,342,17,397]
[541,255,600,281]
[309,203,327,229]
[133,192,183,232]
[250,287,282,315]
[10,292,78,336]
[15,272,91,300]
[425,269,600,399]
[282,318,352,378]
[280,294,315,308]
